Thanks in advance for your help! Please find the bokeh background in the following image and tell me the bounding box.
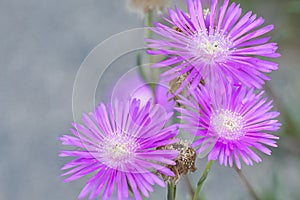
[1,0,300,199]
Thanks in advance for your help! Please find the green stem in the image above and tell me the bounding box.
[234,166,260,200]
[193,160,214,200]
[173,184,177,200]
[136,52,149,83]
[167,182,177,200]
[167,182,173,200]
[167,182,172,200]
[145,10,158,101]
[146,10,153,64]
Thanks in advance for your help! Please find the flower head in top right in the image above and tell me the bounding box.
[177,84,280,169]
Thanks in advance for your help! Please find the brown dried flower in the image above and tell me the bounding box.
[158,141,197,185]
[168,72,189,100]
[127,0,168,15]
[167,71,205,103]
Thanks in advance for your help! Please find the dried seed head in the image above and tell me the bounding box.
[158,140,197,185]
[127,0,168,15]
[168,72,188,99]
[168,71,205,102]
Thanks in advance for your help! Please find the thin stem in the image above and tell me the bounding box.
[193,160,214,200]
[146,11,152,33]
[136,52,149,83]
[146,10,153,63]
[145,10,158,101]
[234,166,260,200]
[167,182,172,200]
[167,182,176,200]
[183,175,195,198]
[173,184,177,200]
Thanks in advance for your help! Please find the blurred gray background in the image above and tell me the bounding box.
[1,0,300,199]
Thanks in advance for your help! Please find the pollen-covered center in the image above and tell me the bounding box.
[101,133,138,168]
[189,31,232,65]
[210,109,245,140]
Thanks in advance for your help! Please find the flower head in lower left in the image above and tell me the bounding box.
[59,98,179,200]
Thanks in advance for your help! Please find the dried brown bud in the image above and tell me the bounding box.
[158,141,197,185]
[168,72,189,100]
[127,0,168,15]
[167,71,205,102]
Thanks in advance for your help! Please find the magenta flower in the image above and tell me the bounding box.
[59,98,179,200]
[147,0,280,92]
[177,85,280,168]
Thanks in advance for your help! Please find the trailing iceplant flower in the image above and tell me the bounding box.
[126,0,168,15]
[59,98,179,200]
[177,84,280,169]
[147,0,280,93]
